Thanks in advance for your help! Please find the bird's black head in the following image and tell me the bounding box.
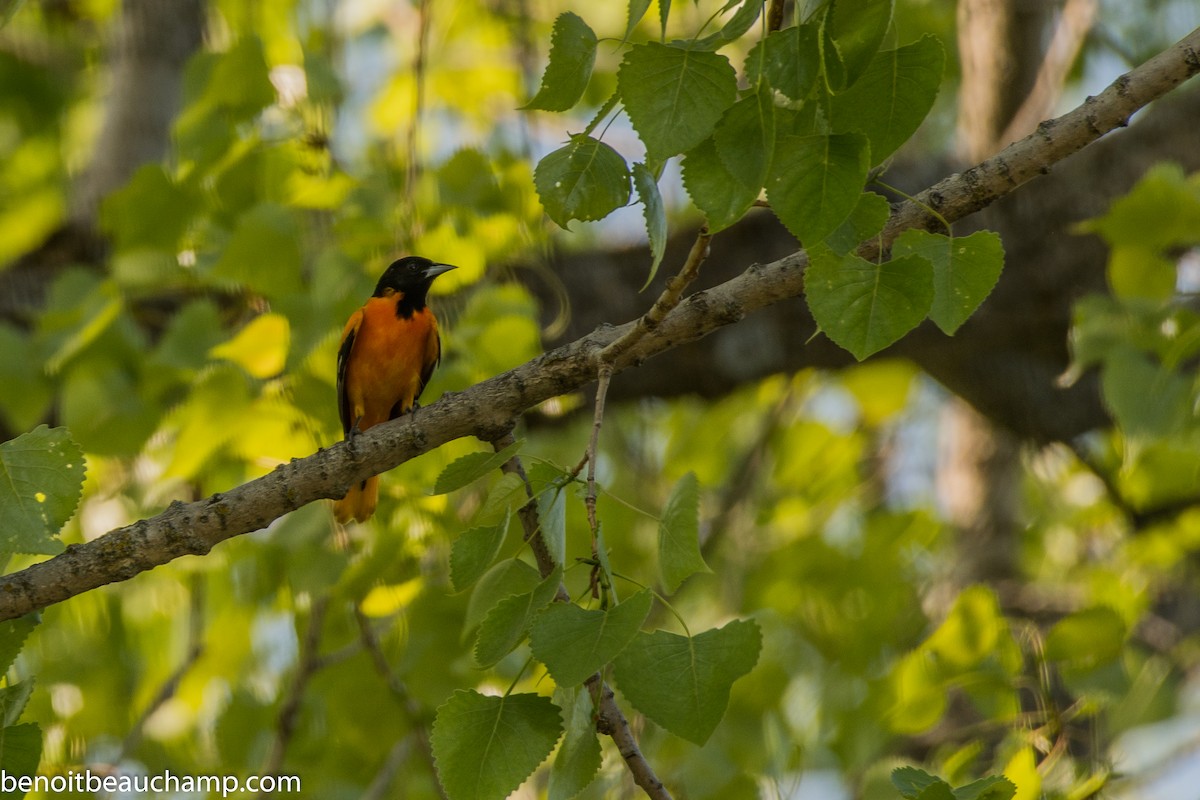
[373,256,457,314]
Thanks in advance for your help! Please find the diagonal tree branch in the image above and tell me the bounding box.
[0,26,1197,623]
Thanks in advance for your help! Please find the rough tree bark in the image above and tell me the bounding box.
[0,23,1197,621]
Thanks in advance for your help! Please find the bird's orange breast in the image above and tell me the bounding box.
[341,296,439,430]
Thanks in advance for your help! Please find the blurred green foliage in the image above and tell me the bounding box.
[0,0,1198,798]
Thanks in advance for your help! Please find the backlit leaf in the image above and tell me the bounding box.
[549,686,602,800]
[0,426,84,556]
[450,512,511,592]
[209,313,290,379]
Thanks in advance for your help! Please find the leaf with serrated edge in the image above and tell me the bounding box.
[632,163,668,288]
[828,35,945,163]
[892,767,944,799]
[768,133,870,246]
[618,42,737,160]
[0,425,84,556]
[524,13,597,112]
[433,438,523,495]
[534,136,631,229]
[805,247,933,360]
[0,680,34,727]
[450,512,511,592]
[530,462,567,566]
[474,567,562,667]
[955,775,1017,800]
[431,690,562,800]
[826,0,893,88]
[464,559,541,635]
[0,617,37,679]
[714,83,775,194]
[682,137,759,233]
[893,229,1004,334]
[659,472,710,592]
[549,686,602,800]
[531,590,654,687]
[745,23,821,101]
[613,619,761,745]
[824,191,890,255]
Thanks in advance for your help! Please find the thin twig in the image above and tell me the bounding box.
[258,595,330,789]
[489,436,674,800]
[2,27,1199,622]
[598,226,712,367]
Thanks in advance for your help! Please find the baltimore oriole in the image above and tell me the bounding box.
[333,256,456,523]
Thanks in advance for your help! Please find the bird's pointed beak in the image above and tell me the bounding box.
[423,262,458,280]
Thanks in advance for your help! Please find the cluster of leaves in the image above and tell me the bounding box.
[0,426,89,798]
[427,450,761,799]
[525,0,1004,359]
[1070,163,1200,508]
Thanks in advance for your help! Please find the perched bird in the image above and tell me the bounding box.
[334,256,456,523]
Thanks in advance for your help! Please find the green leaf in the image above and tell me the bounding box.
[714,83,775,194]
[624,0,653,40]
[691,0,764,51]
[613,619,761,745]
[681,137,759,233]
[892,767,945,799]
[745,23,821,101]
[0,325,51,432]
[1101,348,1191,438]
[1107,246,1177,300]
[450,512,511,593]
[210,203,303,298]
[0,617,39,677]
[805,248,933,360]
[0,426,85,556]
[828,35,945,163]
[632,163,668,287]
[524,13,598,112]
[465,559,542,634]
[892,229,1005,334]
[100,164,195,251]
[659,472,710,593]
[768,133,870,245]
[955,776,1017,800]
[825,0,894,89]
[1081,162,1200,250]
[474,567,562,667]
[431,690,562,800]
[825,191,891,254]
[0,680,33,728]
[530,462,568,567]
[530,590,654,687]
[618,42,737,160]
[475,471,527,526]
[918,783,957,800]
[549,686,602,800]
[0,723,41,793]
[434,439,524,495]
[1043,606,1126,670]
[924,586,1005,670]
[534,135,631,229]
[206,36,276,118]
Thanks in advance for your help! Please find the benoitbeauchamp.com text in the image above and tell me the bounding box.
[1,769,300,796]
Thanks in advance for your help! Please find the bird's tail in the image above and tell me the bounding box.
[333,475,379,523]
